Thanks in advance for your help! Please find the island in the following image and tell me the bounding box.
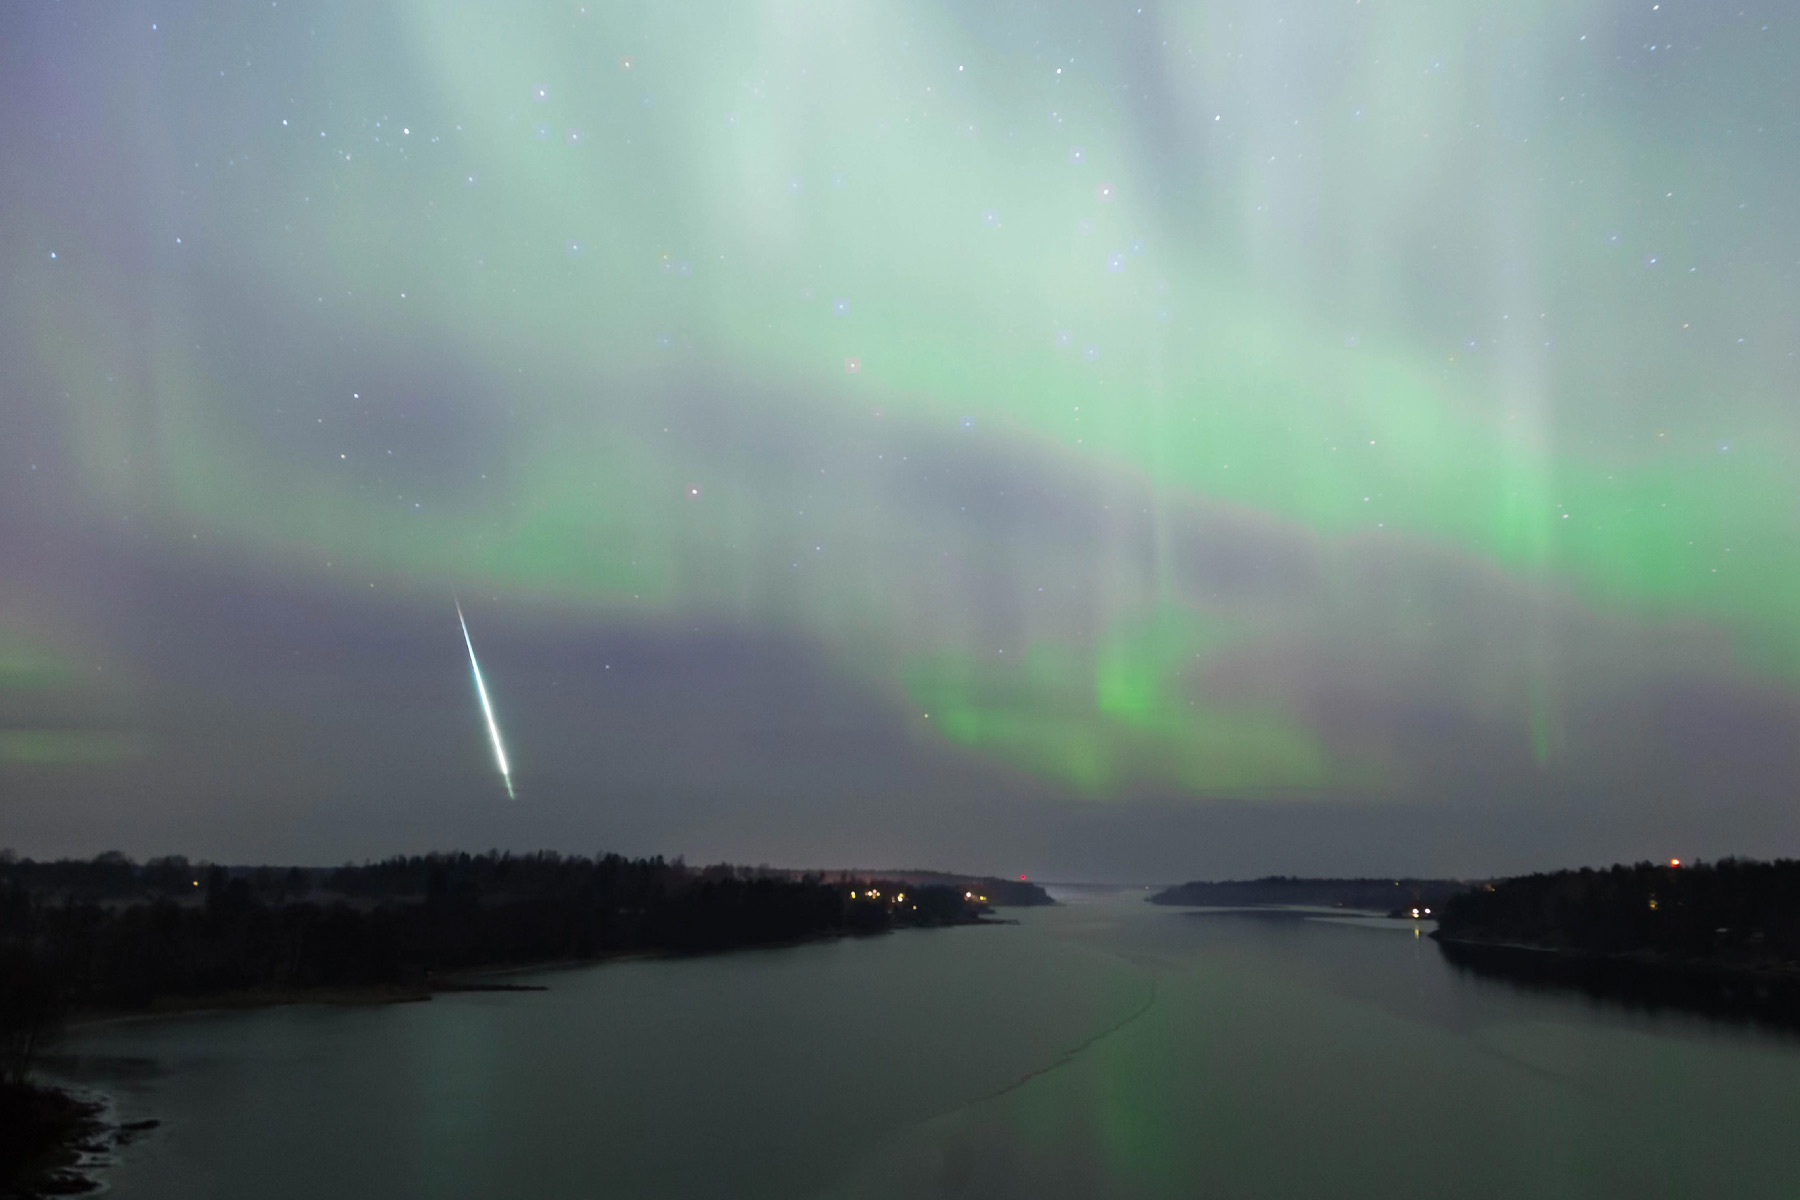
[0,850,1052,1196]
[1431,858,1800,1027]
[1150,875,1471,914]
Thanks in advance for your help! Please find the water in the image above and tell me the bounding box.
[52,892,1800,1198]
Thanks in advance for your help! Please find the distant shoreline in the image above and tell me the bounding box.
[1149,876,1471,914]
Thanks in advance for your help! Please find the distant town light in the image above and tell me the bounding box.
[1670,858,1682,868]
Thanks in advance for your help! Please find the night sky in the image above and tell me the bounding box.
[4,1,1798,880]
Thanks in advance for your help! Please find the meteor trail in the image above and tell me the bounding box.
[455,598,514,799]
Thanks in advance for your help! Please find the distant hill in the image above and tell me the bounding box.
[1150,876,1471,913]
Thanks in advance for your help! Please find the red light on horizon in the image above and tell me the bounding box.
[1670,858,1682,868]
[1019,874,1028,881]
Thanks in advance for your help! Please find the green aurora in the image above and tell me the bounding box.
[4,0,1798,851]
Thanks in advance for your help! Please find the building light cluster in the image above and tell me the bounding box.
[848,885,987,907]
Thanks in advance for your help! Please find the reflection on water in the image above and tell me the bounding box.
[55,891,1800,1199]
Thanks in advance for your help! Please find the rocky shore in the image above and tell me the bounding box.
[0,1080,160,1199]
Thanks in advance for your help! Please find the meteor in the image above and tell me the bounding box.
[454,598,515,799]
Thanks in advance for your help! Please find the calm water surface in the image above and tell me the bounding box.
[53,891,1800,1198]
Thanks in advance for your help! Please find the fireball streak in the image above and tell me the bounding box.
[455,599,514,799]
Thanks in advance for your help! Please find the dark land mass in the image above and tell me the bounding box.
[0,851,1043,1015]
[0,849,1047,1196]
[1432,858,1800,1031]
[1150,876,1471,913]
